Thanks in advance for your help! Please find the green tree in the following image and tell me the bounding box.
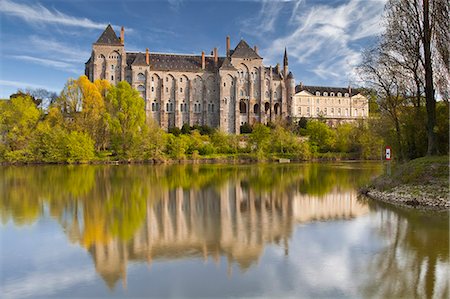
[106,82,145,158]
[0,95,41,161]
[249,123,270,156]
[304,121,336,152]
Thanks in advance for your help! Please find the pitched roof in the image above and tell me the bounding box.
[231,40,262,59]
[295,85,361,96]
[219,57,237,71]
[131,52,148,66]
[95,24,122,45]
[126,52,220,72]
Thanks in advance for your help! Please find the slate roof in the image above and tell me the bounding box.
[126,52,221,72]
[219,57,237,71]
[295,85,361,96]
[131,52,147,66]
[95,24,122,45]
[231,40,262,59]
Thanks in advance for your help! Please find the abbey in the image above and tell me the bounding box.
[85,25,368,133]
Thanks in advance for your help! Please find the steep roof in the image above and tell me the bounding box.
[126,52,221,72]
[264,66,282,80]
[219,56,237,71]
[231,40,262,59]
[131,52,148,66]
[295,85,361,96]
[95,24,122,45]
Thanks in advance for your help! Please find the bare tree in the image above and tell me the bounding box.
[381,0,449,155]
[358,48,407,160]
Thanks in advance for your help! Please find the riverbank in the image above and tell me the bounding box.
[362,156,449,211]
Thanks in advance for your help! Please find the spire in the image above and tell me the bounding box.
[283,47,288,78]
[283,47,288,66]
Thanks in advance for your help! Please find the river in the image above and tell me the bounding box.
[0,163,448,298]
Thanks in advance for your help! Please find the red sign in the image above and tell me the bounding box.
[385,146,392,160]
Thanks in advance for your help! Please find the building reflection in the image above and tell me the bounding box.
[88,182,367,289]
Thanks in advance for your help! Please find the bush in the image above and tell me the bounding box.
[240,123,253,134]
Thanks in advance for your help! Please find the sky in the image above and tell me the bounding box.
[0,0,387,98]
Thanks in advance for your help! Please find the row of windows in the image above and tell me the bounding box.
[315,91,349,97]
[297,107,366,116]
[300,98,364,105]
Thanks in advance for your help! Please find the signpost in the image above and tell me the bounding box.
[385,146,392,175]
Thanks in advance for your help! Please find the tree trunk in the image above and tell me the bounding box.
[423,0,438,155]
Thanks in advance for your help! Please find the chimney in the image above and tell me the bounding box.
[120,26,124,44]
[226,36,230,57]
[276,63,280,74]
[201,51,205,70]
[348,85,352,95]
[214,47,218,66]
[254,45,258,54]
[146,48,149,65]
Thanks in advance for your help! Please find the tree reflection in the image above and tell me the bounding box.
[361,200,449,299]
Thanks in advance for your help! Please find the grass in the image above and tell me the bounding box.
[372,155,449,191]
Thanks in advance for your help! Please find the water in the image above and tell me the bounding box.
[0,163,448,298]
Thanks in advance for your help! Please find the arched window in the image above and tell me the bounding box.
[239,100,247,113]
[264,102,270,113]
[274,103,280,115]
[137,73,145,81]
[253,104,259,114]
[265,91,269,98]
[180,103,183,112]
[137,85,145,98]
[274,91,277,98]
[240,90,244,96]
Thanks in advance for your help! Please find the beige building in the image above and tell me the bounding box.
[292,84,369,126]
[85,25,295,134]
[85,25,369,133]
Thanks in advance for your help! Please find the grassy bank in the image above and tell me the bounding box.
[364,156,449,210]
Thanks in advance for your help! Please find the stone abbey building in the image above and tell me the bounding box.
[85,25,368,133]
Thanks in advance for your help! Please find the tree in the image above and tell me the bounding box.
[0,95,41,154]
[358,48,407,160]
[106,81,145,157]
[382,0,450,155]
[304,120,336,152]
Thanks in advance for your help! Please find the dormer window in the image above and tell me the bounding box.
[316,91,320,96]
[337,92,342,97]
[330,92,334,97]
[344,93,349,97]
[323,92,328,96]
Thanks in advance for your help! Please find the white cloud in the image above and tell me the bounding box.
[0,0,114,29]
[10,55,81,74]
[28,36,90,63]
[0,79,59,92]
[259,0,386,85]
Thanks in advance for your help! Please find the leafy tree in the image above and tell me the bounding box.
[249,123,270,156]
[0,95,41,155]
[304,121,336,152]
[106,81,145,157]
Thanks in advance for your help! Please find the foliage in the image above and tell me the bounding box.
[304,121,336,153]
[106,81,145,158]
[0,95,41,153]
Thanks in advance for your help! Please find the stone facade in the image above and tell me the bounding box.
[85,25,295,134]
[292,85,369,127]
[85,25,368,133]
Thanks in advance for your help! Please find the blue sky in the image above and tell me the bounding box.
[0,0,386,98]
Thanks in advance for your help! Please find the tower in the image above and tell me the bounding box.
[88,25,126,85]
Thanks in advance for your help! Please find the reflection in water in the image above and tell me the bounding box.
[361,200,449,299]
[1,163,448,298]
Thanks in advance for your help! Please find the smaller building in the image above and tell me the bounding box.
[292,84,369,126]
